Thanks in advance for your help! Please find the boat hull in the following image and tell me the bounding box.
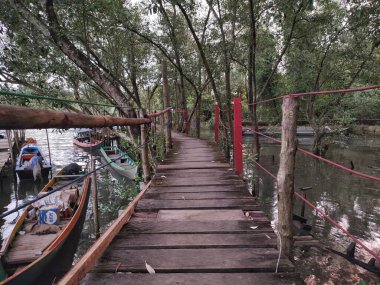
[99,147,137,183]
[15,166,51,181]
[0,177,91,285]
[73,139,103,152]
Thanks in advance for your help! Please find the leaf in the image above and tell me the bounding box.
[160,175,167,178]
[145,260,155,274]
[250,226,258,230]
[265,234,271,239]
[245,212,250,217]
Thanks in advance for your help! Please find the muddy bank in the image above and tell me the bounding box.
[351,125,380,136]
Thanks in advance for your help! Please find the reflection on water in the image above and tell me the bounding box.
[244,135,380,261]
[0,129,128,259]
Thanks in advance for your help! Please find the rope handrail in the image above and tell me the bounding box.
[251,158,380,262]
[0,90,132,109]
[147,107,172,118]
[251,129,380,183]
[245,84,380,106]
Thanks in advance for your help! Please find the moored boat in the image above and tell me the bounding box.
[0,167,91,285]
[73,129,103,151]
[15,139,51,181]
[99,146,137,182]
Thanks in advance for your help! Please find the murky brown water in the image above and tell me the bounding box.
[0,129,128,259]
[243,135,380,283]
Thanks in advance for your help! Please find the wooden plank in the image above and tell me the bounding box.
[121,220,273,234]
[135,199,260,212]
[56,181,152,285]
[143,191,253,200]
[81,272,302,285]
[156,162,230,171]
[154,171,236,179]
[157,209,246,221]
[92,248,294,273]
[152,178,244,187]
[148,185,248,193]
[110,233,277,249]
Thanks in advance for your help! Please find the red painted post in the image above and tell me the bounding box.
[214,103,220,143]
[233,98,243,175]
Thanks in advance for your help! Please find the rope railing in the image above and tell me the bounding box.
[245,84,380,106]
[0,90,132,109]
[250,129,380,183]
[250,157,380,262]
[147,107,172,118]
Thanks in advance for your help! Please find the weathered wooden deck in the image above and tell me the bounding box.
[81,133,300,284]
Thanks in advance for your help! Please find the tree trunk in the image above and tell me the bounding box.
[162,60,172,153]
[139,110,151,183]
[277,96,298,259]
[247,0,260,159]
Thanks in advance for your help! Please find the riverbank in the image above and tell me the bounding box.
[352,125,380,136]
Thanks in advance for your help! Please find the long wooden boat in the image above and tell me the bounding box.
[0,169,91,285]
[99,146,137,182]
[15,139,52,181]
[73,129,103,151]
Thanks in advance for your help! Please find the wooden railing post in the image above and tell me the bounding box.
[139,109,151,183]
[233,98,243,176]
[214,103,220,143]
[277,95,298,259]
[184,111,189,135]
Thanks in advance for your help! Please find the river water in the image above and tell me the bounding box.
[0,129,129,259]
[244,135,380,256]
[0,129,379,282]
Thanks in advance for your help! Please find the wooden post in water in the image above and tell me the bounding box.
[215,103,220,143]
[91,156,100,239]
[162,60,172,153]
[277,95,298,259]
[139,110,151,183]
[233,98,243,176]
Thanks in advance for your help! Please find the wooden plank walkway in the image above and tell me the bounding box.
[81,133,300,284]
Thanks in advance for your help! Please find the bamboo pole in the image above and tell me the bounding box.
[277,95,298,259]
[0,104,150,130]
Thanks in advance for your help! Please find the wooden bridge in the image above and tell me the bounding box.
[77,132,300,285]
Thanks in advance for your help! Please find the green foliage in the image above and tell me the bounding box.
[98,175,139,217]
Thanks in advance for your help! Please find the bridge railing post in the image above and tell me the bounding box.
[214,103,220,143]
[233,98,243,176]
[277,95,298,259]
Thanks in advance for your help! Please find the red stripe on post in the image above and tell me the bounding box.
[214,103,220,143]
[233,98,243,175]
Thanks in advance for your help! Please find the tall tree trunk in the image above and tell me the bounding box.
[162,60,172,153]
[248,0,260,159]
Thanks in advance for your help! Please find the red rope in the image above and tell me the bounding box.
[298,148,380,182]
[147,107,172,118]
[252,130,380,183]
[252,158,380,262]
[289,84,380,98]
[294,192,380,262]
[244,84,380,106]
[252,159,277,179]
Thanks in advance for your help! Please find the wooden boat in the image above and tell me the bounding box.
[73,129,103,151]
[0,169,91,285]
[99,146,138,182]
[15,139,52,181]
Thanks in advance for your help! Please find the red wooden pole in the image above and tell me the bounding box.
[233,98,243,175]
[214,103,220,143]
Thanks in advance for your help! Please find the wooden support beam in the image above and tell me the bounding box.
[0,104,150,130]
[277,95,298,259]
